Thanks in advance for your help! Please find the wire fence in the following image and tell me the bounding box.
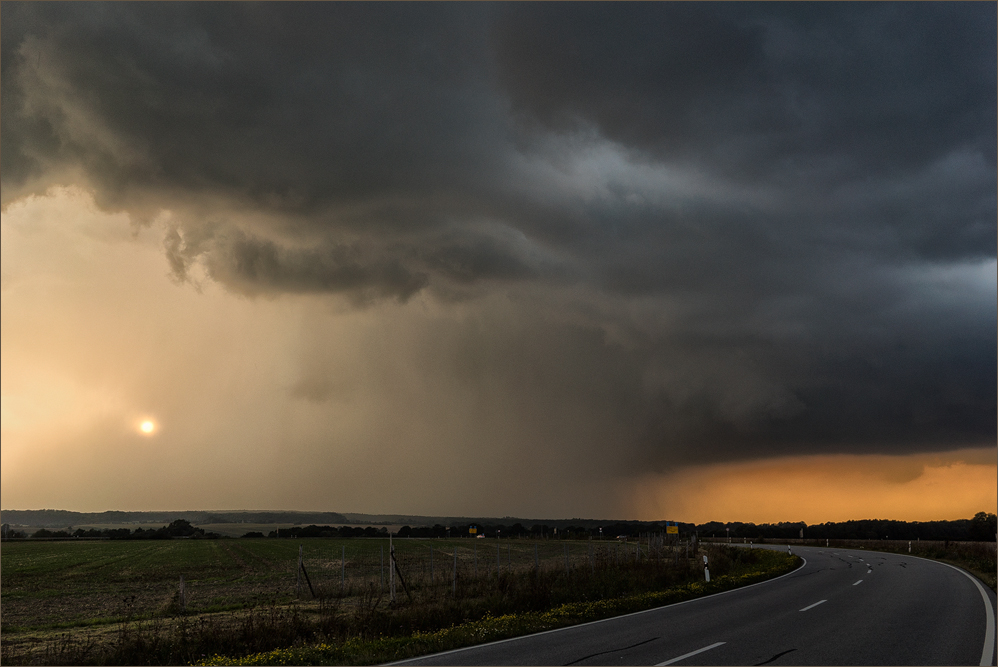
[295,535,696,600]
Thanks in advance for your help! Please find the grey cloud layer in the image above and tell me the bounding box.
[2,2,994,466]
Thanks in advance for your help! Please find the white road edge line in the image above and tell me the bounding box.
[906,555,996,667]
[383,555,808,665]
[799,599,827,611]
[853,580,863,586]
[655,641,726,666]
[835,547,996,667]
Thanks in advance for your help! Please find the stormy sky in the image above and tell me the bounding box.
[2,2,995,522]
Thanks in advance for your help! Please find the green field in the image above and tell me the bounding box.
[0,537,675,630]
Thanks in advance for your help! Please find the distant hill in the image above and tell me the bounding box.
[340,513,618,528]
[0,509,349,527]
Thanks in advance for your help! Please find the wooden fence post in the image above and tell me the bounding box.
[389,535,395,603]
[296,545,303,598]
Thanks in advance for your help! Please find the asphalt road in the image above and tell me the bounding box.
[389,545,997,666]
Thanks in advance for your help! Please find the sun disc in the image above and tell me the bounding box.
[140,420,155,434]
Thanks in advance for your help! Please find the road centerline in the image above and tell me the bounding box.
[853,580,863,586]
[655,641,726,666]
[799,599,827,611]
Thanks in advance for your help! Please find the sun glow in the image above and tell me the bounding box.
[139,420,156,435]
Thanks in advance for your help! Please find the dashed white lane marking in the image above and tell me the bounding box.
[853,580,863,586]
[799,600,827,612]
[656,642,726,666]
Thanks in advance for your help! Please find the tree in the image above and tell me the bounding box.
[165,519,205,537]
[969,512,997,542]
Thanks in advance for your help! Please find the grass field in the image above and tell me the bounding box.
[1,537,688,630]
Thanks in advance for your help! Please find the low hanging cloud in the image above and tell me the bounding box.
[2,2,994,479]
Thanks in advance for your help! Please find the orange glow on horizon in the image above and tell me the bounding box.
[627,447,997,525]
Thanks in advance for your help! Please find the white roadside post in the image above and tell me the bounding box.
[703,554,710,582]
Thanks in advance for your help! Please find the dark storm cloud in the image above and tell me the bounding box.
[2,2,994,467]
[494,3,996,189]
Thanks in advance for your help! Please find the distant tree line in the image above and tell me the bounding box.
[389,514,997,543]
[9,513,995,543]
[695,513,996,542]
[261,525,390,538]
[257,514,996,542]
[27,519,220,540]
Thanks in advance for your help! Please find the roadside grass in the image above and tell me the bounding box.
[197,554,801,666]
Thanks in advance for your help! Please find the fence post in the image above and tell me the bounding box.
[341,545,346,590]
[179,575,186,613]
[390,534,396,604]
[535,544,539,570]
[430,545,434,584]
[703,554,710,582]
[474,542,478,578]
[453,547,457,596]
[564,544,569,575]
[296,545,303,598]
[381,545,385,592]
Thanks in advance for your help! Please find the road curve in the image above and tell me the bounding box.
[388,545,997,666]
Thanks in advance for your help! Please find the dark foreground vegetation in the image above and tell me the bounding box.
[1,539,796,666]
